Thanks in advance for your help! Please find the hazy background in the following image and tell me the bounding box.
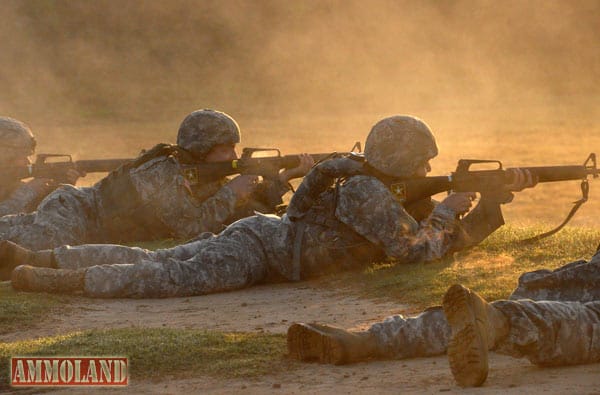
[1,0,600,226]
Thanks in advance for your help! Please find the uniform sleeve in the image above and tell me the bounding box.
[0,181,48,216]
[129,157,239,238]
[335,176,458,263]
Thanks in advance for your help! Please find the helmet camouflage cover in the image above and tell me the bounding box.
[364,115,438,178]
[0,117,36,156]
[177,109,241,160]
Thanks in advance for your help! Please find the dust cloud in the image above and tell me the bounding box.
[2,0,599,123]
[0,0,599,225]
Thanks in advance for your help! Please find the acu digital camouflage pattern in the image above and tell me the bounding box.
[46,156,462,298]
[0,154,284,250]
[176,109,241,159]
[0,117,49,215]
[0,117,35,153]
[367,251,600,365]
[0,180,51,216]
[364,115,438,178]
[492,299,600,366]
[510,250,600,302]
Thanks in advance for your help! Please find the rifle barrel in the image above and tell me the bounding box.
[516,166,592,183]
[187,152,343,179]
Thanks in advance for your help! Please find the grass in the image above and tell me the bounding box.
[0,282,69,336]
[320,225,600,311]
[0,239,191,337]
[0,328,288,390]
[1,224,598,386]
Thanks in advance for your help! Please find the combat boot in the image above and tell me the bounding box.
[11,265,85,294]
[0,240,54,280]
[442,284,509,387]
[287,323,379,365]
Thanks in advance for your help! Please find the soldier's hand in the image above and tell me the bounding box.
[278,153,315,183]
[505,168,538,192]
[63,169,86,185]
[27,178,56,197]
[440,192,477,216]
[226,175,260,201]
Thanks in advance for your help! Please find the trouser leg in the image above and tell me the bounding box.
[53,244,154,270]
[368,306,450,359]
[83,222,272,298]
[52,238,211,270]
[510,256,600,302]
[493,299,600,366]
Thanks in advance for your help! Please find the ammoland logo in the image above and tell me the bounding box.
[11,357,128,386]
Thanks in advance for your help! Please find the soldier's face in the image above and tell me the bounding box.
[0,149,30,167]
[412,160,432,177]
[204,143,238,162]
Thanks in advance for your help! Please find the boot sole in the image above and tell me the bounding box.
[287,323,346,364]
[442,284,488,387]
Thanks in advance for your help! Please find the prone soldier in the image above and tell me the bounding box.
[3,115,533,296]
[286,250,600,387]
[0,117,82,216]
[0,109,313,251]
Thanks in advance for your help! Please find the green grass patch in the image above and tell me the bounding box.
[0,282,69,335]
[0,328,289,389]
[320,225,600,311]
[0,240,183,335]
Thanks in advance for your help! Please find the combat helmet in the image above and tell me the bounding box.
[0,117,36,156]
[177,109,241,160]
[364,115,438,178]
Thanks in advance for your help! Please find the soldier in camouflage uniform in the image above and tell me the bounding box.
[0,117,82,216]
[7,115,532,298]
[0,109,311,253]
[287,250,600,387]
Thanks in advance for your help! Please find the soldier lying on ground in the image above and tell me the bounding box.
[0,117,82,216]
[2,115,534,297]
[287,250,600,387]
[0,109,313,251]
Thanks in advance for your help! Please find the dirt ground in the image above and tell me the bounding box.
[3,281,599,394]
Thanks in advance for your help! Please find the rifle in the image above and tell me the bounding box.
[384,153,599,204]
[15,154,132,183]
[383,153,599,243]
[181,147,352,184]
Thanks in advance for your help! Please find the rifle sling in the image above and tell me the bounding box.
[517,179,589,245]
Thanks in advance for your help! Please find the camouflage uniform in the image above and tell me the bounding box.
[0,110,289,250]
[10,116,511,298]
[0,117,52,216]
[0,180,49,217]
[509,250,600,302]
[367,250,600,365]
[46,163,459,297]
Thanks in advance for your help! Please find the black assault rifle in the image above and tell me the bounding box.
[383,153,599,243]
[384,153,599,204]
[14,154,132,183]
[181,147,352,185]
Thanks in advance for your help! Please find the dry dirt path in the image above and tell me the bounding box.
[3,281,599,394]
